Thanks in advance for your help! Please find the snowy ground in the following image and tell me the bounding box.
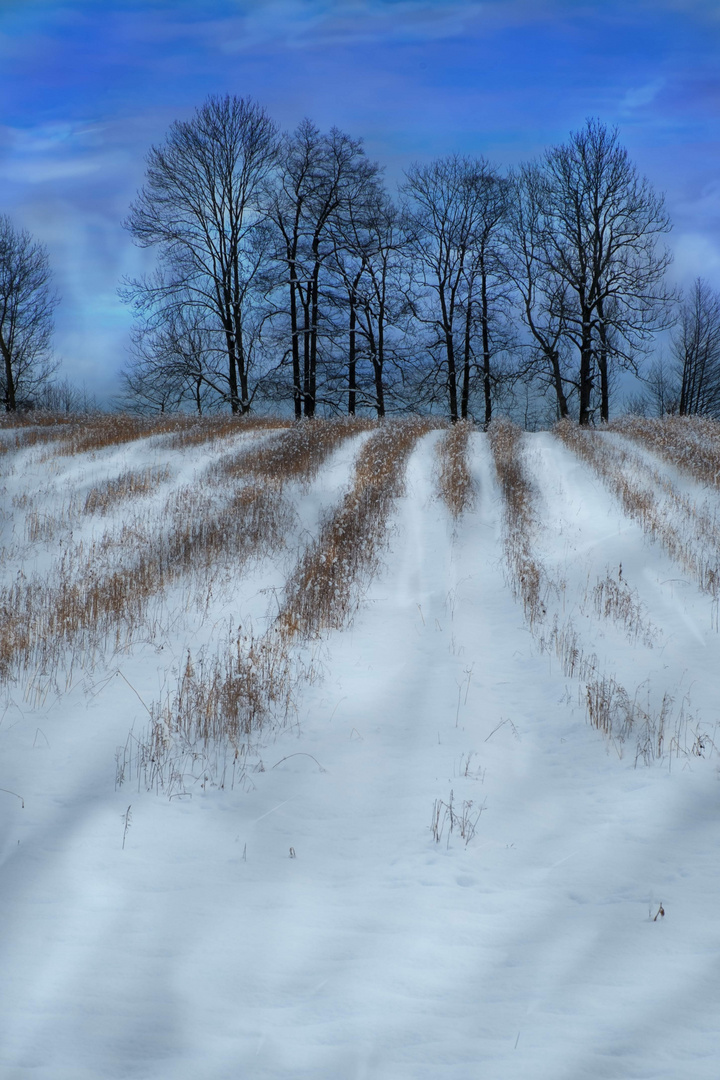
[1,425,719,1079]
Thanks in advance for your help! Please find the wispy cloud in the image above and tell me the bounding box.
[670,232,720,288]
[189,0,572,53]
[0,122,124,183]
[621,79,666,111]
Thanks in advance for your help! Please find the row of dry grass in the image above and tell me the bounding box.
[611,415,720,490]
[0,412,291,467]
[0,421,362,689]
[555,419,720,599]
[163,414,291,450]
[0,414,183,474]
[0,423,73,461]
[489,418,681,763]
[488,418,547,628]
[279,417,432,636]
[435,421,477,518]
[117,628,298,796]
[8,421,285,552]
[40,415,187,458]
[214,416,373,487]
[82,465,173,515]
[124,418,432,795]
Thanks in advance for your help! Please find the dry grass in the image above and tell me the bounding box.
[162,414,291,450]
[41,415,189,458]
[612,415,720,490]
[586,566,658,647]
[118,628,297,796]
[430,789,484,848]
[23,505,76,544]
[548,420,720,760]
[488,418,547,628]
[83,466,172,515]
[0,412,77,428]
[279,418,432,637]
[435,420,477,517]
[0,423,73,461]
[125,418,432,794]
[488,418,683,762]
[215,416,373,487]
[0,413,288,463]
[555,419,720,598]
[0,420,363,687]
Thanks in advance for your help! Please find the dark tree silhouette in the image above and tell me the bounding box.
[675,277,720,417]
[538,120,674,424]
[123,95,279,413]
[0,215,58,412]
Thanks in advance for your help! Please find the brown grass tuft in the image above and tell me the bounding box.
[83,466,172,515]
[0,420,363,687]
[279,418,432,637]
[488,418,547,628]
[611,415,720,490]
[435,420,476,517]
[555,419,720,598]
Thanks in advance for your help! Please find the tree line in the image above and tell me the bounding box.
[2,95,720,424]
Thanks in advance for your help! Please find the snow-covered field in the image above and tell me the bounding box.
[1,417,719,1079]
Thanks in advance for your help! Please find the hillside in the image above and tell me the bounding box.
[1,415,719,1079]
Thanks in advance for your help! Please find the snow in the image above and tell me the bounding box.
[1,424,719,1078]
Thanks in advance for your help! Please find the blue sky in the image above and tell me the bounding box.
[2,0,720,401]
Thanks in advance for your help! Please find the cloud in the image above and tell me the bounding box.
[184,0,566,54]
[0,122,124,184]
[675,181,720,224]
[621,79,665,111]
[669,232,720,291]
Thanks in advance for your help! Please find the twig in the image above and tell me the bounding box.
[116,670,152,717]
[0,788,24,808]
[271,752,326,772]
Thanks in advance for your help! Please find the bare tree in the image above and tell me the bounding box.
[536,120,674,424]
[270,120,378,417]
[505,165,573,418]
[672,278,720,417]
[38,376,98,414]
[118,345,186,414]
[121,300,229,413]
[625,354,679,417]
[402,156,509,422]
[327,180,414,416]
[123,95,279,414]
[0,215,59,412]
[461,164,512,425]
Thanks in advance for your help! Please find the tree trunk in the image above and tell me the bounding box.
[0,333,16,412]
[348,293,357,415]
[481,271,492,427]
[578,309,594,425]
[439,289,458,423]
[235,321,251,414]
[306,247,321,418]
[375,308,385,418]
[224,328,240,414]
[461,298,472,421]
[598,345,609,423]
[300,282,312,418]
[550,351,570,419]
[446,332,459,423]
[289,281,302,419]
[596,298,609,423]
